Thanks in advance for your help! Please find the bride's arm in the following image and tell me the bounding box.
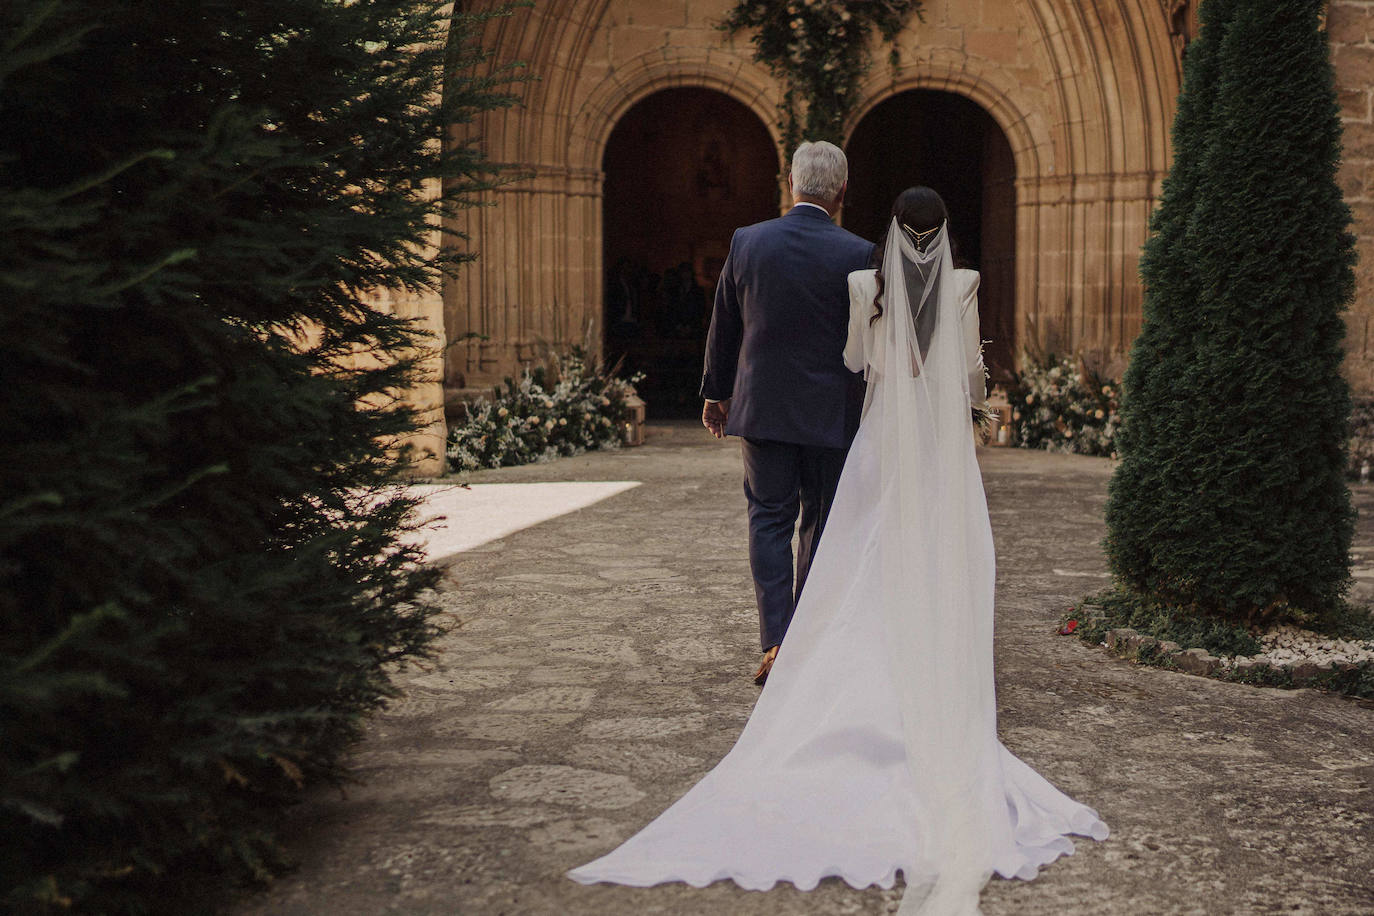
[960,271,986,400]
[844,272,870,374]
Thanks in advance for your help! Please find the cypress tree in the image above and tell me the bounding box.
[0,1,524,910]
[1105,0,1356,624]
[1105,0,1236,603]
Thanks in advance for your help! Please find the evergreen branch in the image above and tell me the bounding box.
[0,0,95,86]
[1,794,67,827]
[0,490,63,520]
[50,149,177,202]
[10,603,128,677]
[91,247,197,297]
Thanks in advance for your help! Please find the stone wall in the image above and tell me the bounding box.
[1332,0,1374,392]
[435,0,1374,408]
[362,174,447,478]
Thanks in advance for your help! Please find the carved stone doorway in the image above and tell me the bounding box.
[845,90,1017,378]
[602,87,780,417]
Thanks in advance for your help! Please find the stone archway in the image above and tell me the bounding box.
[601,87,780,416]
[845,90,1018,378]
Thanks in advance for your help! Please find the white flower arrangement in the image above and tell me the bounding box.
[1009,353,1121,458]
[446,348,644,473]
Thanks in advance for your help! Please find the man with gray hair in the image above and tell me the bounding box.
[700,140,874,684]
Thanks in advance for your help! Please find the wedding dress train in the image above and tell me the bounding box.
[569,220,1107,914]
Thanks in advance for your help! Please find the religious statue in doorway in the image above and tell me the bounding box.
[660,262,706,338]
[695,133,733,202]
[606,256,654,339]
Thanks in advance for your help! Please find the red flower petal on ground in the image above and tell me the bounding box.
[1058,619,1079,635]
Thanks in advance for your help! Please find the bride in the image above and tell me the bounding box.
[568,187,1108,915]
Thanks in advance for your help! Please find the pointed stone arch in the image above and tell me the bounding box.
[846,63,1046,197]
[843,84,1022,378]
[570,51,784,175]
[599,84,781,414]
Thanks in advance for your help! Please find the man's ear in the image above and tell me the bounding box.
[834,181,848,209]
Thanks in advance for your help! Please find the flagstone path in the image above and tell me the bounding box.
[229,422,1374,916]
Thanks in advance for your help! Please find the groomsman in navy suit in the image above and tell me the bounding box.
[700,141,874,684]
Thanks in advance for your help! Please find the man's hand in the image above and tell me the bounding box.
[702,399,730,439]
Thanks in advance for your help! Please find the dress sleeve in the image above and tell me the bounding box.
[959,271,985,401]
[844,272,870,374]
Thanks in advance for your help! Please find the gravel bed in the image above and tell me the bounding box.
[1229,623,1374,668]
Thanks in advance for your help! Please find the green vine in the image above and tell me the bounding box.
[719,0,923,151]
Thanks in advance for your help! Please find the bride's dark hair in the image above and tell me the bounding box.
[870,186,949,325]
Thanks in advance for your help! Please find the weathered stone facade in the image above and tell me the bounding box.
[418,0,1374,429]
[1334,0,1374,391]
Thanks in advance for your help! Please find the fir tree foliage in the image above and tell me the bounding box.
[1105,0,1356,623]
[0,0,526,910]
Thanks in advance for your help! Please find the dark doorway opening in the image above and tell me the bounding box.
[602,88,780,417]
[845,90,1017,377]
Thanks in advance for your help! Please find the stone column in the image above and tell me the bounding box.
[1331,0,1374,393]
[360,280,448,479]
[443,163,603,407]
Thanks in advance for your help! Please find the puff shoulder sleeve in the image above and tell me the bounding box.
[957,270,985,401]
[845,270,876,374]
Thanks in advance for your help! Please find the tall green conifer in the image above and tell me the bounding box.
[1105,0,1236,599]
[0,1,524,910]
[1105,0,1355,622]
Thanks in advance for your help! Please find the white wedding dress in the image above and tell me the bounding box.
[569,221,1107,914]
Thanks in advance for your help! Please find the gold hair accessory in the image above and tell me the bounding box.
[902,222,941,246]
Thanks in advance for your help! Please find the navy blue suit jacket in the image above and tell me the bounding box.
[700,205,875,449]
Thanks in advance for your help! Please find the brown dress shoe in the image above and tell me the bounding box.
[752,645,779,686]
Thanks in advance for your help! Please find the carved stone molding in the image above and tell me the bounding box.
[1163,0,1197,64]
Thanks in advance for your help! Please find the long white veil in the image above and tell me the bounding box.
[868,218,1000,913]
[568,218,1107,916]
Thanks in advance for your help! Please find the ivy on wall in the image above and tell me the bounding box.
[719,0,923,151]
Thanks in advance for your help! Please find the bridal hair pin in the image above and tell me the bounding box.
[902,222,941,246]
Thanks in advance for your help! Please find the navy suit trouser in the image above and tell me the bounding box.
[741,437,849,651]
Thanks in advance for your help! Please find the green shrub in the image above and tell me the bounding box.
[447,349,642,472]
[1073,589,1263,658]
[1073,594,1374,701]
[0,0,524,911]
[1299,601,1374,642]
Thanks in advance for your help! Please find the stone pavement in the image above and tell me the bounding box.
[229,423,1374,916]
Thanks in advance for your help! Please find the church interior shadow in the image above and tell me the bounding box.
[602,87,780,418]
